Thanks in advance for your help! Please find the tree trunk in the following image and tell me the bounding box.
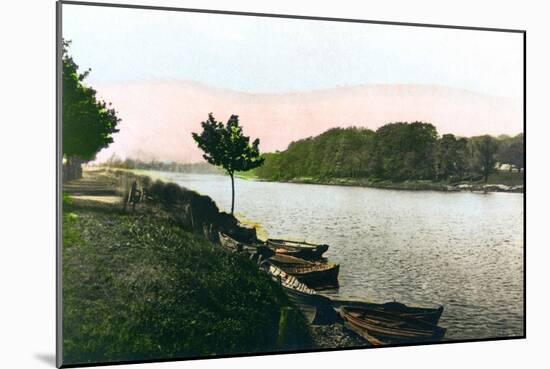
[63,156,83,182]
[230,172,235,215]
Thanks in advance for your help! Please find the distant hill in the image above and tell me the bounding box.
[93,80,522,163]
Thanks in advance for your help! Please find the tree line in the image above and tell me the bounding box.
[252,123,524,183]
[105,155,222,174]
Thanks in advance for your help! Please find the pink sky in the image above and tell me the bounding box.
[94,80,522,163]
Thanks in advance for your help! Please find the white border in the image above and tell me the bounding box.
[1,1,547,368]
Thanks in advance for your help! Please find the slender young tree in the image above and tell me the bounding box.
[192,113,264,214]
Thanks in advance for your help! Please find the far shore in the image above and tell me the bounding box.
[96,166,524,194]
[236,173,524,194]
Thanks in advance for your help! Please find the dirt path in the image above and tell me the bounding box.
[63,168,122,204]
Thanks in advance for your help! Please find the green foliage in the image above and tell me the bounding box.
[192,114,264,175]
[435,134,468,181]
[62,40,120,161]
[62,192,73,206]
[372,122,438,180]
[61,193,81,248]
[253,123,523,184]
[192,113,264,213]
[472,135,499,182]
[148,180,183,207]
[496,133,524,170]
[254,127,375,180]
[63,201,310,365]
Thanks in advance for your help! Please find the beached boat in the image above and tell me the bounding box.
[267,254,314,268]
[332,299,444,325]
[266,238,329,260]
[264,263,337,324]
[218,232,274,258]
[267,254,339,288]
[338,306,446,345]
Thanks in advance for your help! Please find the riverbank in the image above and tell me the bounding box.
[62,169,366,364]
[109,166,523,193]
[114,167,523,342]
[239,172,524,193]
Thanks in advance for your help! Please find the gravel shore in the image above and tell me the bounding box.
[310,323,369,349]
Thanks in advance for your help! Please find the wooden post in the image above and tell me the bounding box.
[122,178,131,212]
[277,306,292,349]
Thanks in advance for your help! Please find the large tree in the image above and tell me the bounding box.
[475,135,499,182]
[192,114,264,214]
[62,40,120,178]
[435,134,468,181]
[372,122,438,180]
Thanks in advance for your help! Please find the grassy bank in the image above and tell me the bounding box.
[486,171,524,186]
[62,187,311,365]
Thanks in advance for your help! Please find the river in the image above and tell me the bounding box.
[153,172,524,341]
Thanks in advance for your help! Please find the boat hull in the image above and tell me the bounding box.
[268,255,340,289]
[332,299,443,325]
[284,287,338,324]
[339,306,446,345]
[218,232,274,259]
[265,264,337,324]
[267,239,329,260]
[290,264,340,289]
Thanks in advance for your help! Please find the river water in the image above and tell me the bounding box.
[154,172,524,341]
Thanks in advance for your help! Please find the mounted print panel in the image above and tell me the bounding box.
[57,1,525,367]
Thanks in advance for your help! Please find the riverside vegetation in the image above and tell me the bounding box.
[106,124,524,193]
[62,171,312,365]
[250,124,523,191]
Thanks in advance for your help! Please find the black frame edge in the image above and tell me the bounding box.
[56,1,64,367]
[522,30,526,339]
[59,335,526,368]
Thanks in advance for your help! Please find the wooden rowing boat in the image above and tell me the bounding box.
[266,238,329,260]
[218,232,274,258]
[267,254,339,288]
[267,254,314,268]
[264,263,337,324]
[339,306,446,345]
[332,299,444,325]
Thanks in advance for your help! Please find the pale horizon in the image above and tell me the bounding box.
[92,80,522,164]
